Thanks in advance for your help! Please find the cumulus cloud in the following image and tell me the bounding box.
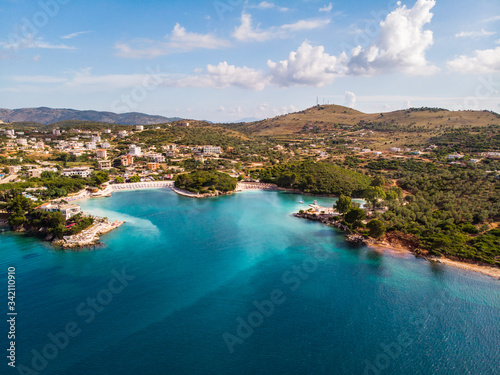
[267,41,348,87]
[344,91,356,107]
[115,24,230,58]
[455,29,496,38]
[446,46,500,74]
[180,62,268,90]
[232,12,330,42]
[348,0,438,75]
[232,13,275,42]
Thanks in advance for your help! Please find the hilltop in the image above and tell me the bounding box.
[225,105,500,150]
[233,105,500,135]
[0,107,182,125]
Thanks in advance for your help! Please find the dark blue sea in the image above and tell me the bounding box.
[1,190,499,374]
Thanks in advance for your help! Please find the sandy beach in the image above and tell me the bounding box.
[368,241,500,279]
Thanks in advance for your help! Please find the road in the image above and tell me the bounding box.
[0,174,17,184]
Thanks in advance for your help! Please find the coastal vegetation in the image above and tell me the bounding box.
[174,170,237,194]
[373,168,500,265]
[4,193,94,238]
[0,171,107,198]
[259,162,371,196]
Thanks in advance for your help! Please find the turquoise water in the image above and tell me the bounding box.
[1,189,499,375]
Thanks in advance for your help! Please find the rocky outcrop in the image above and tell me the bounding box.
[293,212,351,233]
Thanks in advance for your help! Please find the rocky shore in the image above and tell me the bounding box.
[53,219,125,249]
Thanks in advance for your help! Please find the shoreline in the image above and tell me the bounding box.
[13,185,498,278]
[294,212,500,280]
[54,219,125,249]
[368,241,500,279]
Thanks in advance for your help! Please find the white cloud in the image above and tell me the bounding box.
[233,12,330,42]
[115,24,230,58]
[254,1,289,12]
[61,31,90,39]
[348,0,438,76]
[256,103,298,117]
[180,62,268,90]
[319,3,333,12]
[455,29,496,38]
[483,15,500,22]
[281,19,330,32]
[232,13,275,42]
[115,41,166,59]
[344,91,356,107]
[0,34,76,50]
[8,62,267,92]
[169,23,230,49]
[446,46,500,74]
[257,1,274,9]
[267,41,348,87]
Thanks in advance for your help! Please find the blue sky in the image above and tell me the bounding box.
[0,0,499,122]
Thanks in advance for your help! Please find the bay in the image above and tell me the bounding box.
[1,189,499,375]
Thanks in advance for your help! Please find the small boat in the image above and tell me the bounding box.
[299,200,304,204]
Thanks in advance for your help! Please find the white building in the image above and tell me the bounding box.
[53,129,61,136]
[446,154,464,160]
[28,167,57,178]
[203,145,222,154]
[33,141,45,150]
[145,153,165,163]
[36,203,81,220]
[91,135,101,142]
[8,166,21,174]
[129,144,142,156]
[101,142,110,149]
[96,149,107,159]
[17,138,28,146]
[482,152,500,159]
[61,167,92,178]
[118,130,128,138]
[136,125,144,131]
[103,129,111,134]
[86,142,97,150]
[97,160,112,170]
[389,147,401,152]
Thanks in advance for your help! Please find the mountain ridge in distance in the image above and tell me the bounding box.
[0,107,182,125]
